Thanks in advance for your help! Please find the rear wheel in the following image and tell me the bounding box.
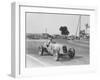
[68,48,75,58]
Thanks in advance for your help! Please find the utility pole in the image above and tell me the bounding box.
[79,15,81,37]
[75,15,81,37]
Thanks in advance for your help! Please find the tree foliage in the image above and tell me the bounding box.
[85,23,89,29]
[59,26,69,36]
[80,30,85,35]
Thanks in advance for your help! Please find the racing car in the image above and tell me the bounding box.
[38,40,75,61]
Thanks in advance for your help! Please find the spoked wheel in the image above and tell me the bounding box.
[38,46,44,56]
[54,52,60,61]
[68,48,75,58]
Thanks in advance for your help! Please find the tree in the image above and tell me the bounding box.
[79,30,86,38]
[85,23,89,34]
[59,26,69,37]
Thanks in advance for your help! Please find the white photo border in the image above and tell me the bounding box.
[11,2,96,78]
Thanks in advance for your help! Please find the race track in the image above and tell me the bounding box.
[25,39,89,68]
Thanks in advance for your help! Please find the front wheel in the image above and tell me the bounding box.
[38,46,44,56]
[68,48,75,58]
[54,52,60,61]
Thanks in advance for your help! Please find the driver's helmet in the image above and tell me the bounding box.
[45,38,52,47]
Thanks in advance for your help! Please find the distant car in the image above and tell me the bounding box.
[38,41,75,61]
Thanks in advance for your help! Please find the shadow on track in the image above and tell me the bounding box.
[59,56,83,62]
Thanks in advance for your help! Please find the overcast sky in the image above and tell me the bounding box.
[26,13,90,35]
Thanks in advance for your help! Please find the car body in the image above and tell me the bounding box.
[38,41,75,61]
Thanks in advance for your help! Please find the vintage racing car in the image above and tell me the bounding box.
[38,41,75,61]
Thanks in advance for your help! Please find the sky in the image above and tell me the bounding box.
[26,12,90,35]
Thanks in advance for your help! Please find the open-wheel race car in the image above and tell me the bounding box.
[38,40,75,61]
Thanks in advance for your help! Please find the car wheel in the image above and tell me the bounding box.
[38,46,44,56]
[54,52,60,61]
[68,48,75,58]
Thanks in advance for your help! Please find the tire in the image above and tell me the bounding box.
[54,52,60,61]
[38,46,44,56]
[68,48,75,58]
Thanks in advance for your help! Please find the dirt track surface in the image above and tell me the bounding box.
[25,39,89,68]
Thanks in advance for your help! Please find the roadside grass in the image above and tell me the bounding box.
[25,39,44,54]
